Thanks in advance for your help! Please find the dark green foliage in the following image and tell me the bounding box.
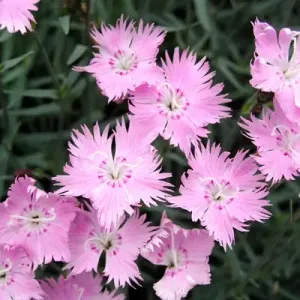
[1,0,300,299]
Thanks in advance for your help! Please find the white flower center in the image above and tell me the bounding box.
[161,228,187,271]
[97,156,134,188]
[8,206,56,234]
[157,84,189,119]
[272,125,300,156]
[165,248,186,269]
[109,50,137,75]
[84,231,121,253]
[202,178,238,203]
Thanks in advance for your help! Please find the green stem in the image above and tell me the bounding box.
[0,74,8,131]
[32,31,65,169]
[32,31,61,93]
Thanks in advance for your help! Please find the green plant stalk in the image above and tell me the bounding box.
[0,74,8,131]
[32,32,61,93]
[32,31,65,170]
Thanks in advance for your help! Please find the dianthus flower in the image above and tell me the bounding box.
[0,0,39,34]
[0,246,43,300]
[0,176,78,267]
[74,16,165,101]
[130,48,231,154]
[250,19,300,122]
[141,214,214,300]
[240,101,300,182]
[65,208,154,287]
[168,143,271,249]
[40,272,124,300]
[54,120,171,229]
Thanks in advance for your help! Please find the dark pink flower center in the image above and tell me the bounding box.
[8,205,56,235]
[109,50,138,75]
[272,125,300,157]
[97,156,133,188]
[157,84,189,120]
[202,178,238,207]
[85,231,122,254]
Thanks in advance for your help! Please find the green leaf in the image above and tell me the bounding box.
[0,31,12,43]
[165,152,188,166]
[4,89,58,100]
[193,0,211,31]
[216,58,245,92]
[241,93,256,115]
[0,51,33,72]
[67,45,87,65]
[9,103,60,117]
[59,15,71,35]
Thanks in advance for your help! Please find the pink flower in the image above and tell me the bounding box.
[0,176,78,267]
[65,209,154,287]
[0,0,39,34]
[74,16,165,101]
[41,272,124,300]
[0,246,43,300]
[54,120,171,230]
[250,19,300,122]
[168,143,271,249]
[130,48,231,154]
[141,214,214,300]
[240,100,300,182]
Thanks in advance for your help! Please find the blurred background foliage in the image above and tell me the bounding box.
[1,0,300,299]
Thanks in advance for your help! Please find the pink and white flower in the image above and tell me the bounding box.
[168,143,271,249]
[0,176,78,267]
[74,16,165,101]
[54,120,171,230]
[240,100,300,182]
[0,0,39,34]
[0,246,43,300]
[41,272,124,300]
[65,209,154,287]
[130,48,231,155]
[250,19,300,122]
[141,214,214,300]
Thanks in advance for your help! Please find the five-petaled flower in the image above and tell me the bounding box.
[0,176,78,267]
[65,208,155,287]
[130,48,231,155]
[74,16,166,101]
[240,100,300,182]
[0,246,43,300]
[54,120,171,230]
[168,143,271,249]
[141,214,214,300]
[250,19,300,123]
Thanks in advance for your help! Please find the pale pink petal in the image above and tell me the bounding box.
[142,217,213,299]
[54,121,171,230]
[0,246,43,300]
[0,0,39,34]
[74,16,165,101]
[130,48,231,154]
[0,177,77,267]
[168,143,270,249]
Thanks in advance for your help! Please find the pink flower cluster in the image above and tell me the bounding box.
[75,18,231,155]
[244,19,300,183]
[1,10,289,300]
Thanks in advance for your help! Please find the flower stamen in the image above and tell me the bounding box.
[9,208,56,224]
